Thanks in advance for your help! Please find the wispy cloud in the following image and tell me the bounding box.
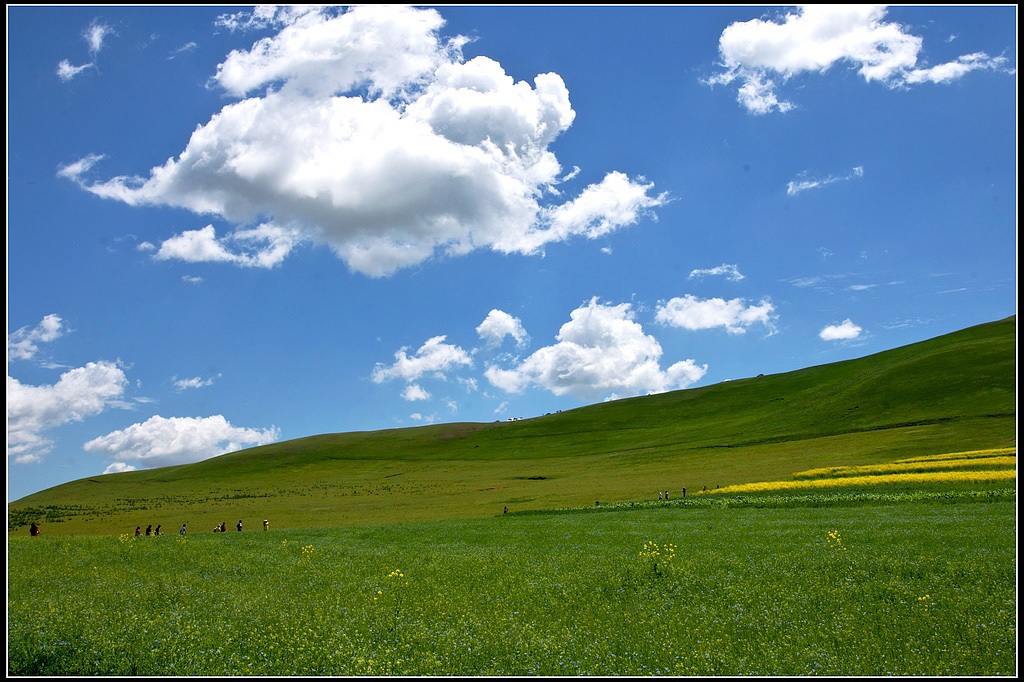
[688,264,744,282]
[56,19,115,82]
[173,374,220,391]
[787,166,863,196]
[8,314,66,362]
[168,41,198,59]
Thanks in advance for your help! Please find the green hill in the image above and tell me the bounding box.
[8,316,1016,535]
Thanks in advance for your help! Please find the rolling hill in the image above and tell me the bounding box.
[8,315,1016,535]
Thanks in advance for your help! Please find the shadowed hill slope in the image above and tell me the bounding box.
[8,316,1016,535]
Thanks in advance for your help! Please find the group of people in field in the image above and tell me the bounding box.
[656,486,714,500]
[124,519,272,536]
[209,519,270,532]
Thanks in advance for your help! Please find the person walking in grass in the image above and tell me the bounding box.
[263,519,269,531]
[237,520,243,532]
[180,523,187,536]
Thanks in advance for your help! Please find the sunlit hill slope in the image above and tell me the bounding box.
[8,316,1015,535]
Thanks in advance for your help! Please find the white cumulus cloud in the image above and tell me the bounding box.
[83,415,280,468]
[153,224,303,269]
[372,335,474,384]
[484,297,707,402]
[60,5,666,277]
[103,462,137,474]
[707,5,1010,114]
[819,319,863,340]
[7,361,129,464]
[655,294,777,334]
[476,310,529,348]
[401,384,432,402]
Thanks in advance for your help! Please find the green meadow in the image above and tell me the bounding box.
[7,489,1016,676]
[7,316,1017,675]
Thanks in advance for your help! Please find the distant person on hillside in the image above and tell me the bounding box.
[221,522,227,533]
[146,525,152,536]
[30,522,40,536]
[263,519,269,531]
[135,526,141,537]
[659,491,663,500]
[237,520,243,532]
[180,523,187,536]
[155,524,162,536]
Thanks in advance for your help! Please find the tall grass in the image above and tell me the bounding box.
[8,492,1015,676]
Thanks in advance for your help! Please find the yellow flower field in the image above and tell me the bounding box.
[707,448,1016,495]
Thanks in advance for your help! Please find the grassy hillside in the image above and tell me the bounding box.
[8,316,1016,535]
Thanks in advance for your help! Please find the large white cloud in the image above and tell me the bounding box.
[7,361,129,464]
[707,5,1010,114]
[83,414,280,468]
[59,5,666,276]
[484,297,707,401]
[656,294,777,334]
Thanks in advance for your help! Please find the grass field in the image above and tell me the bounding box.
[7,487,1016,676]
[6,316,1017,675]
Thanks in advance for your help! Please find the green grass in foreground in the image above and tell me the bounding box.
[7,490,1016,676]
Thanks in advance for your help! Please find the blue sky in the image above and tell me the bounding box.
[7,5,1017,502]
